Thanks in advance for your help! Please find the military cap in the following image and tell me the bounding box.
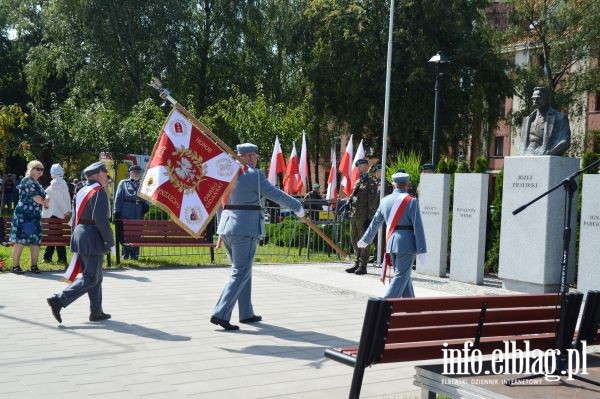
[397,168,406,173]
[355,158,368,166]
[373,164,382,171]
[420,163,435,171]
[83,161,108,178]
[391,172,410,184]
[313,183,320,189]
[236,143,259,155]
[129,165,142,172]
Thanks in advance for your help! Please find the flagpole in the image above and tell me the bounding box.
[376,0,395,266]
[148,78,247,166]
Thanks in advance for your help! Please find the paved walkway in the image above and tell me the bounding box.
[0,263,514,399]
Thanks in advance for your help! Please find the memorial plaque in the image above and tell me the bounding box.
[498,156,579,293]
[450,174,489,284]
[417,173,450,277]
[576,174,600,294]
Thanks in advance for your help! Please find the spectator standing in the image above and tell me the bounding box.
[42,164,72,265]
[303,183,323,221]
[113,165,147,260]
[9,161,49,274]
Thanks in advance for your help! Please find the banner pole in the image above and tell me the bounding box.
[148,78,247,166]
[300,217,348,259]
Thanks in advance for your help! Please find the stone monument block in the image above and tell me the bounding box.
[450,174,489,284]
[417,173,450,277]
[577,174,600,294]
[498,156,579,293]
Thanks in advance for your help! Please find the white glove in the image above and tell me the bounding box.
[110,246,116,257]
[417,253,427,265]
[357,239,368,248]
[295,206,305,218]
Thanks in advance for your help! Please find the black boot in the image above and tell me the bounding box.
[345,262,359,273]
[355,265,367,275]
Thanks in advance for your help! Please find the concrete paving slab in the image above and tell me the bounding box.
[0,263,515,398]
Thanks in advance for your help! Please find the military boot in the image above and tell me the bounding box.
[345,262,360,273]
[355,264,368,275]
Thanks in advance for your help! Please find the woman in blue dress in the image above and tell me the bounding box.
[9,160,49,274]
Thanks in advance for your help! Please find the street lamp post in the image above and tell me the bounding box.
[428,51,449,167]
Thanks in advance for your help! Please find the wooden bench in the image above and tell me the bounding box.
[324,292,584,399]
[115,219,215,264]
[2,216,72,247]
[1,216,112,266]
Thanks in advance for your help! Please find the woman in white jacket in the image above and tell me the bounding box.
[42,164,72,265]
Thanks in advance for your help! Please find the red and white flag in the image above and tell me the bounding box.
[351,139,366,187]
[298,130,308,193]
[62,182,103,282]
[138,108,241,237]
[283,142,301,194]
[338,135,353,196]
[326,148,338,201]
[267,136,286,186]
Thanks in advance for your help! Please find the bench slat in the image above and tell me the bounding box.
[390,306,560,328]
[387,319,558,343]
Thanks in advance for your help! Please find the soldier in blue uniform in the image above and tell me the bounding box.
[211,143,304,331]
[358,172,426,298]
[46,161,115,323]
[114,165,147,260]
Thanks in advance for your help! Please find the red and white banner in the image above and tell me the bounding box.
[283,142,301,194]
[138,108,241,237]
[338,135,353,197]
[326,148,338,201]
[267,136,286,186]
[298,130,308,193]
[351,139,366,187]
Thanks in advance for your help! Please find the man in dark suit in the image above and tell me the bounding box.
[46,161,115,323]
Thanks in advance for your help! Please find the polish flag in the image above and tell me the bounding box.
[326,148,338,201]
[351,139,366,186]
[267,136,286,186]
[298,130,309,193]
[283,142,301,194]
[338,135,353,196]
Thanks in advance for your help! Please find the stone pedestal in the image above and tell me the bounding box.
[577,174,600,294]
[450,174,489,285]
[416,173,450,277]
[498,156,579,293]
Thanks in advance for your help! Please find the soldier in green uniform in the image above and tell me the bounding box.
[345,159,379,275]
[369,163,393,263]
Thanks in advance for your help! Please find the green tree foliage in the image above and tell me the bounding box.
[202,86,312,160]
[302,0,511,161]
[386,150,423,189]
[456,161,470,173]
[504,0,600,123]
[474,157,488,173]
[485,168,504,273]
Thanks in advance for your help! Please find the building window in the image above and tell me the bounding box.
[494,136,504,157]
[499,98,506,117]
[595,92,600,112]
